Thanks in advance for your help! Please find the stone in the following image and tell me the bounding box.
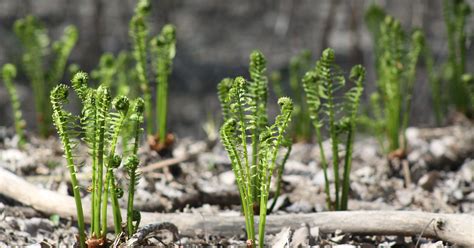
[290,225,310,247]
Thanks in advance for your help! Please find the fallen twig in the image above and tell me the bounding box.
[0,167,472,246]
[140,154,196,173]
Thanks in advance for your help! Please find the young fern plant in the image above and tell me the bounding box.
[130,0,177,144]
[219,51,292,215]
[14,16,78,137]
[1,64,26,147]
[52,72,144,247]
[130,0,152,134]
[364,10,424,153]
[303,48,365,211]
[125,99,145,236]
[50,84,86,247]
[220,80,293,247]
[151,24,177,148]
[218,51,293,247]
[443,0,472,113]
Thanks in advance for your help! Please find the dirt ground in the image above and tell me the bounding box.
[0,121,473,247]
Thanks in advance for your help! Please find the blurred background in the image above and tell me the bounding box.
[0,0,473,138]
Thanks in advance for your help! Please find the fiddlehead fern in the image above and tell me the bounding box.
[443,0,472,112]
[340,65,365,210]
[50,84,86,248]
[217,78,233,121]
[249,50,268,201]
[126,98,144,236]
[1,64,26,147]
[101,95,130,235]
[257,97,293,247]
[151,24,176,145]
[303,48,365,210]
[54,72,144,243]
[364,9,425,153]
[219,52,293,246]
[130,0,152,134]
[14,16,77,137]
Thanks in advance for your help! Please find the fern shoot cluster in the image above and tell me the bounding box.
[51,72,144,247]
[271,50,313,141]
[1,64,26,147]
[14,16,78,137]
[130,0,177,139]
[442,0,473,113]
[364,8,424,153]
[303,48,365,211]
[152,24,177,145]
[218,51,293,247]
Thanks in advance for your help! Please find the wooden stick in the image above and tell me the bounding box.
[0,167,472,246]
[140,154,195,173]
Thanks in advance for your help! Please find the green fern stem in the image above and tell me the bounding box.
[258,97,293,248]
[302,71,332,209]
[315,123,332,209]
[249,50,267,204]
[321,49,341,209]
[50,85,86,248]
[127,99,144,236]
[130,13,152,134]
[220,119,254,242]
[70,72,101,236]
[401,31,423,150]
[94,86,111,236]
[268,143,291,213]
[14,16,48,137]
[1,64,26,147]
[101,96,128,236]
[341,66,365,210]
[153,24,176,144]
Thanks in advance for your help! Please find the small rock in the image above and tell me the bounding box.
[218,171,235,186]
[420,241,444,248]
[429,140,445,158]
[271,227,292,248]
[313,168,333,186]
[360,145,378,160]
[309,226,319,240]
[418,171,440,191]
[396,189,414,206]
[290,225,309,247]
[453,190,464,201]
[154,182,183,198]
[285,160,312,174]
[19,218,54,236]
[354,166,376,184]
[267,194,288,212]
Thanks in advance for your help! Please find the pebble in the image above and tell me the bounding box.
[271,227,291,248]
[418,171,440,191]
[429,140,446,158]
[218,170,235,186]
[396,189,414,206]
[20,218,54,236]
[290,225,310,247]
[420,241,444,248]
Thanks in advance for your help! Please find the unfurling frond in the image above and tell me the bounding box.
[2,63,26,147]
[217,78,233,121]
[218,51,293,246]
[152,24,177,143]
[304,48,365,211]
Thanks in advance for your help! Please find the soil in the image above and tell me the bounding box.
[0,121,473,247]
